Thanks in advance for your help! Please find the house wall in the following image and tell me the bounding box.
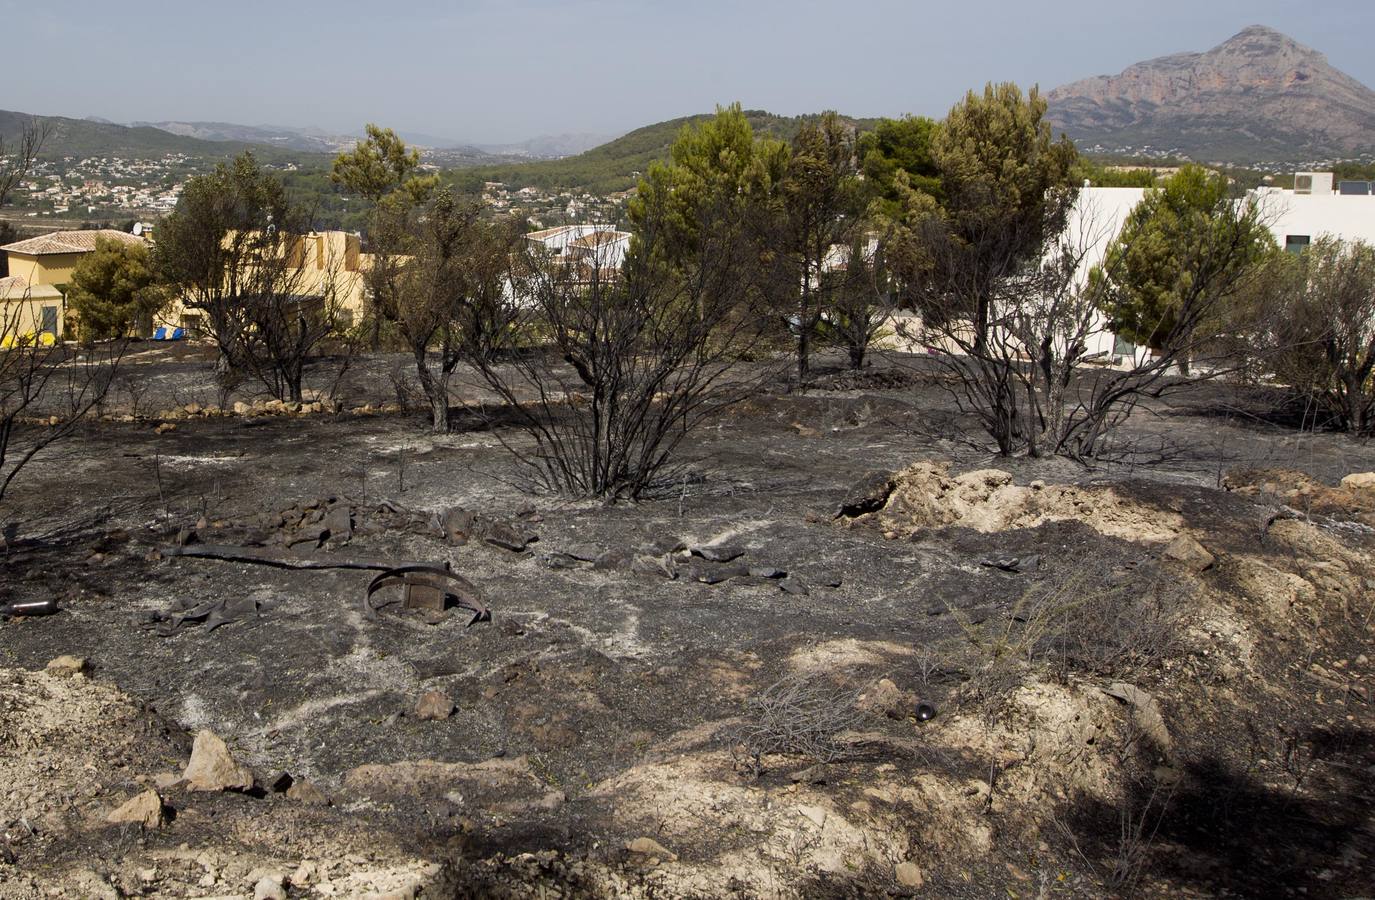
[1,291,66,343]
[4,251,85,288]
[1254,190,1375,247]
[160,230,369,331]
[1069,187,1149,361]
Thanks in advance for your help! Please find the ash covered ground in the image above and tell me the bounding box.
[1,347,1373,898]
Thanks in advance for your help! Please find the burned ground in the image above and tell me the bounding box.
[1,348,1373,898]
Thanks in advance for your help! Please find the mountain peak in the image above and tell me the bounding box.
[1228,24,1296,43]
[1046,26,1375,163]
[1211,25,1325,65]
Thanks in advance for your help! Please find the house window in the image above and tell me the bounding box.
[1113,334,1136,356]
[1285,235,1311,254]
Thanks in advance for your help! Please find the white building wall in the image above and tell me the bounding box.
[1064,187,1148,361]
[1069,184,1375,364]
[1252,189,1375,248]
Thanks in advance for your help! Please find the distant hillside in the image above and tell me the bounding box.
[0,110,325,164]
[450,110,881,194]
[475,132,620,159]
[1047,26,1375,164]
[131,120,356,154]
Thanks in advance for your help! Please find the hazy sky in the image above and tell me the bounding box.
[6,0,1375,144]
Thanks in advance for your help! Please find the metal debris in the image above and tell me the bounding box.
[364,565,491,626]
[1,599,60,619]
[166,544,433,572]
[150,596,262,635]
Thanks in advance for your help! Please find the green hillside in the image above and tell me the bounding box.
[0,110,325,165]
[448,109,882,195]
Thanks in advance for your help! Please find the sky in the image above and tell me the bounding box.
[5,0,1375,145]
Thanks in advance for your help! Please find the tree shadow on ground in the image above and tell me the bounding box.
[1061,726,1375,898]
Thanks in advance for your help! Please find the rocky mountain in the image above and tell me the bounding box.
[1046,25,1375,163]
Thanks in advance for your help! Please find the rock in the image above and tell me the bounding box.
[1103,682,1173,761]
[233,401,251,415]
[979,554,1040,574]
[837,471,895,518]
[154,422,177,434]
[895,861,925,887]
[152,772,184,790]
[1340,472,1375,491]
[592,548,632,570]
[183,729,254,792]
[857,678,916,719]
[748,566,787,579]
[789,764,830,785]
[691,544,745,563]
[285,779,329,805]
[779,577,811,596]
[626,837,677,862]
[483,521,532,552]
[539,551,581,570]
[287,524,328,550]
[45,655,87,677]
[685,561,747,584]
[564,544,601,562]
[815,571,843,588]
[321,505,352,543]
[631,554,677,580]
[253,875,288,900]
[106,789,165,828]
[441,507,476,545]
[1163,535,1215,572]
[414,689,454,721]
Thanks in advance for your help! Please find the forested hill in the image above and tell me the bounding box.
[448,110,881,195]
[0,109,324,165]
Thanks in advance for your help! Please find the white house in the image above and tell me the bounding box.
[1059,174,1375,366]
[1252,172,1375,252]
[524,224,631,274]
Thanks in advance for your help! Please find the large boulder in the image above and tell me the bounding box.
[105,788,165,828]
[1340,472,1375,491]
[1163,534,1215,573]
[182,729,254,792]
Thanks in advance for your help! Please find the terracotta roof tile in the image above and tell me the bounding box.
[1,229,144,256]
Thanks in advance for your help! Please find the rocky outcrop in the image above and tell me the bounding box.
[1047,25,1375,161]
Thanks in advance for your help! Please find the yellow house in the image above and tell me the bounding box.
[1,229,146,343]
[166,230,371,333]
[0,275,65,346]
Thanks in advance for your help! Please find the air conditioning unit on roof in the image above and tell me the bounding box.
[1294,172,1334,195]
